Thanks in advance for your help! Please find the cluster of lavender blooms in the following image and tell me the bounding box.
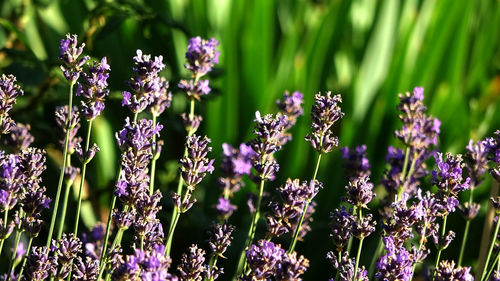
[3,31,500,281]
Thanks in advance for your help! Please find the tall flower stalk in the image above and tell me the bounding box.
[46,34,88,247]
[289,92,344,252]
[166,36,219,256]
[72,57,110,235]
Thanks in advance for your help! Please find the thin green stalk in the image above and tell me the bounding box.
[485,250,500,281]
[102,227,125,281]
[165,209,180,256]
[353,208,364,281]
[458,186,475,266]
[46,82,75,247]
[0,209,8,254]
[6,230,22,280]
[398,147,410,194]
[208,255,219,281]
[97,165,122,281]
[368,237,384,278]
[14,236,33,281]
[56,156,72,239]
[235,179,266,277]
[346,206,357,255]
[411,227,427,277]
[334,250,341,281]
[73,119,93,235]
[289,153,322,253]
[149,114,158,196]
[481,215,500,281]
[433,215,448,280]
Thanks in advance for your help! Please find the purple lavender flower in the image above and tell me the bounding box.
[181,113,203,135]
[381,196,423,248]
[76,57,111,120]
[329,206,354,251]
[207,222,235,258]
[50,233,82,279]
[245,240,285,279]
[342,175,375,209]
[432,229,455,251]
[179,134,214,188]
[327,251,368,281]
[81,222,107,259]
[215,197,237,218]
[305,92,344,154]
[1,116,16,135]
[485,130,500,182]
[490,270,500,281]
[434,260,473,281]
[275,251,310,281]
[249,111,287,180]
[184,37,219,77]
[178,79,211,101]
[276,91,304,146]
[22,246,52,281]
[134,191,163,248]
[59,34,89,83]
[178,244,207,281]
[375,236,413,281]
[122,50,166,113]
[149,77,172,116]
[73,256,99,281]
[2,123,34,152]
[0,74,24,117]
[55,105,82,155]
[341,145,371,180]
[465,139,489,187]
[459,202,480,221]
[0,216,14,241]
[414,190,441,247]
[0,153,24,211]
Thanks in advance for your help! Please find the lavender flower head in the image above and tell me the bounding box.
[465,139,489,187]
[0,74,24,118]
[59,33,89,83]
[249,111,287,180]
[375,236,413,281]
[431,153,471,214]
[434,260,473,281]
[305,92,344,154]
[0,153,24,211]
[55,105,82,155]
[76,57,111,120]
[50,233,82,280]
[122,50,166,113]
[327,252,368,281]
[23,246,52,281]
[73,256,99,281]
[276,91,304,146]
[207,221,235,258]
[245,240,285,280]
[185,36,220,77]
[341,145,371,180]
[149,77,172,116]
[178,244,207,281]
[215,197,237,218]
[329,206,354,251]
[485,130,500,182]
[179,134,214,188]
[3,123,34,152]
[342,175,375,209]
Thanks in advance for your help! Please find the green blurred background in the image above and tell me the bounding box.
[1,0,500,279]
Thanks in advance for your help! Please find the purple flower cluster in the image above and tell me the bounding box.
[329,206,354,252]
[207,222,235,258]
[375,236,414,281]
[341,145,371,180]
[434,260,473,281]
[55,105,82,156]
[431,152,470,214]
[149,77,172,117]
[485,130,500,182]
[0,74,24,134]
[305,92,344,154]
[249,111,287,180]
[59,34,89,83]
[114,118,162,229]
[122,50,167,114]
[266,178,320,238]
[174,135,214,213]
[276,91,304,146]
[3,123,34,152]
[76,57,111,120]
[342,175,375,209]
[50,233,82,279]
[243,240,309,280]
[327,251,368,281]
[184,37,219,77]
[134,190,164,248]
[112,244,177,280]
[178,244,208,281]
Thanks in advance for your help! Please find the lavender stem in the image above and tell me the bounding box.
[481,215,500,281]
[149,114,158,196]
[6,229,22,280]
[0,209,8,254]
[56,156,72,239]
[14,236,33,281]
[353,208,364,281]
[46,81,75,248]
[433,214,448,280]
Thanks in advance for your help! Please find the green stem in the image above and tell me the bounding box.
[458,186,475,266]
[6,230,22,280]
[97,166,122,281]
[481,214,500,281]
[149,114,158,196]
[102,227,125,281]
[15,236,33,281]
[289,153,322,253]
[208,255,219,281]
[353,208,364,281]
[56,156,72,239]
[346,206,357,255]
[368,237,384,279]
[433,215,448,280]
[46,82,75,247]
[73,119,93,235]
[165,209,180,256]
[334,250,341,281]
[235,178,266,277]
[0,209,8,254]
[485,250,500,281]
